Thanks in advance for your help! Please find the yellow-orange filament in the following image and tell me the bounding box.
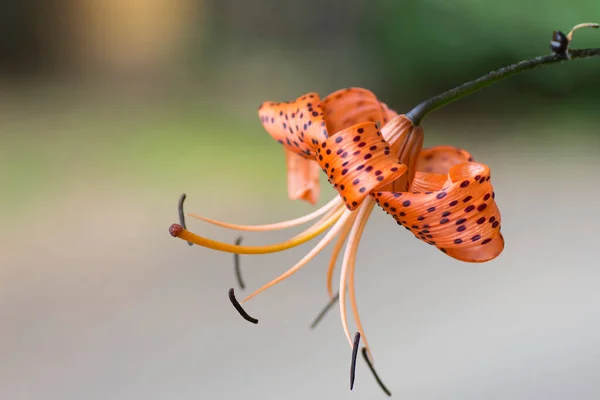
[172,207,344,255]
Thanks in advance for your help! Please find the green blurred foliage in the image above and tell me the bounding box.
[367,0,600,105]
[196,0,600,114]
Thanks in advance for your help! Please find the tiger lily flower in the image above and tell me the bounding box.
[169,87,504,366]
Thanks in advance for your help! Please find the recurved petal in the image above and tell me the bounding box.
[316,121,407,211]
[258,93,329,158]
[409,171,448,193]
[444,232,504,263]
[409,145,474,194]
[321,88,394,135]
[416,146,474,174]
[285,149,321,204]
[374,162,503,263]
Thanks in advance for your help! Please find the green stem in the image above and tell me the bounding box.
[406,47,600,125]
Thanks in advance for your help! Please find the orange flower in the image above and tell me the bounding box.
[169,87,504,369]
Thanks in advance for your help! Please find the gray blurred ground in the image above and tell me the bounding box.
[2,120,600,400]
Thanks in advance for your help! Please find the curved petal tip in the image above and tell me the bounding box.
[443,232,505,263]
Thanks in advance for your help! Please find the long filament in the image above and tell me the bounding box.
[338,201,375,348]
[348,200,375,361]
[188,197,342,232]
[326,213,357,299]
[242,209,353,302]
[170,206,344,254]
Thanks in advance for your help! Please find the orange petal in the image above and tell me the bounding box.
[409,171,448,193]
[416,146,474,174]
[321,87,393,135]
[315,122,407,210]
[379,115,424,192]
[444,232,504,263]
[374,162,503,263]
[410,146,475,193]
[285,149,321,204]
[258,93,329,158]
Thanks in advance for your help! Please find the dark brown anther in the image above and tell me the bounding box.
[309,292,340,329]
[228,288,258,324]
[361,347,391,396]
[234,237,245,290]
[178,193,193,246]
[350,332,361,390]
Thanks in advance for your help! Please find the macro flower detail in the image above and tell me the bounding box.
[258,88,401,206]
[169,87,504,392]
[164,22,600,393]
[315,122,406,211]
[374,161,504,262]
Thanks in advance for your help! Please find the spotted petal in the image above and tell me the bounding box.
[285,149,321,204]
[416,146,474,174]
[316,121,407,210]
[258,93,329,158]
[321,88,397,135]
[374,162,503,262]
[410,146,475,193]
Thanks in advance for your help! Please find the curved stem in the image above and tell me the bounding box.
[406,47,600,125]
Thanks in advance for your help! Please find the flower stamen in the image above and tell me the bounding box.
[241,209,353,303]
[233,236,245,289]
[169,206,344,254]
[326,211,357,299]
[228,288,258,324]
[310,291,340,329]
[178,193,193,246]
[361,348,391,396]
[339,200,375,354]
[188,197,342,232]
[348,201,376,361]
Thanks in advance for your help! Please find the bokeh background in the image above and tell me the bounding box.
[2,1,600,399]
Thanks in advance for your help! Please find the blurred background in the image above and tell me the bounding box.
[1,0,600,399]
